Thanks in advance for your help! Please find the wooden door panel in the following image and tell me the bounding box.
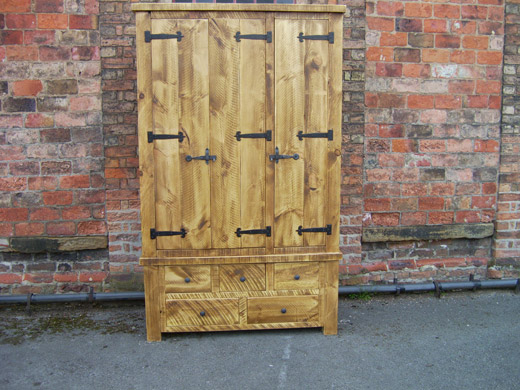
[152,19,182,250]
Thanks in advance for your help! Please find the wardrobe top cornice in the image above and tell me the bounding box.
[131,3,346,14]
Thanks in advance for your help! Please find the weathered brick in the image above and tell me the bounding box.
[38,14,68,30]
[47,80,78,95]
[396,18,422,33]
[43,191,73,206]
[6,14,36,29]
[35,0,64,13]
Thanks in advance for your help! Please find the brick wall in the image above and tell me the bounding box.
[0,0,107,293]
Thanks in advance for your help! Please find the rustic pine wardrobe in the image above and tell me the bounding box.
[133,3,345,341]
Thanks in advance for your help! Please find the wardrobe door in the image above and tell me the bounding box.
[274,19,330,248]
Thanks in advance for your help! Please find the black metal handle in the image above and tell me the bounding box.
[235,31,272,43]
[148,131,184,143]
[200,311,205,317]
[240,276,246,282]
[297,130,333,141]
[235,130,272,141]
[150,228,187,239]
[185,277,190,283]
[269,147,299,164]
[281,308,287,314]
[235,226,271,237]
[297,224,332,236]
[185,148,216,165]
[297,32,334,44]
[294,275,300,280]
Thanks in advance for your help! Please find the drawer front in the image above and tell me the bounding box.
[165,265,211,293]
[219,264,266,292]
[274,262,319,290]
[165,299,239,326]
[247,296,319,324]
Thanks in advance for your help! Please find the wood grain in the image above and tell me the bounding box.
[274,19,305,248]
[219,264,266,291]
[164,265,212,293]
[209,18,241,249]
[163,322,321,333]
[239,18,267,249]
[165,298,240,326]
[274,262,319,290]
[136,12,156,258]
[178,19,211,249]
[265,12,275,253]
[321,260,338,335]
[247,295,319,324]
[152,19,182,250]
[133,4,347,13]
[303,19,329,247]
[144,265,163,341]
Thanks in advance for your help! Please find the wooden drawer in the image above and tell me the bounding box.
[247,296,319,324]
[274,262,319,290]
[219,264,265,292]
[165,265,211,293]
[165,299,239,327]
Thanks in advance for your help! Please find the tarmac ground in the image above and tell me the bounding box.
[1,290,519,390]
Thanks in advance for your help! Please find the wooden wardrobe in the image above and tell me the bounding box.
[133,3,345,341]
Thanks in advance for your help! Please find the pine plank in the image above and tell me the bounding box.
[209,18,241,249]
[302,19,329,247]
[239,18,267,248]
[273,262,320,290]
[152,19,182,250]
[178,19,212,249]
[164,265,212,293]
[321,260,338,335]
[274,19,305,248]
[247,296,319,324]
[326,13,342,253]
[133,4,347,13]
[219,264,266,291]
[265,13,275,253]
[144,266,162,341]
[165,298,240,326]
[136,12,156,258]
[163,322,322,333]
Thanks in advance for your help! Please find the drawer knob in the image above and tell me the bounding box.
[240,276,246,282]
[281,308,287,314]
[294,274,300,280]
[200,311,205,317]
[185,277,191,283]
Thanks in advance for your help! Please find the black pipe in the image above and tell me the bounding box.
[0,279,518,305]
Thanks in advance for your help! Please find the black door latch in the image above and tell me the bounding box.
[269,147,299,163]
[297,130,333,141]
[234,31,272,43]
[297,224,332,236]
[150,228,187,239]
[297,32,334,44]
[235,130,272,141]
[185,148,216,164]
[235,226,271,237]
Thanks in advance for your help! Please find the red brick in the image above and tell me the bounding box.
[0,208,29,222]
[365,93,378,108]
[380,32,407,47]
[0,0,31,13]
[43,191,73,206]
[79,272,108,283]
[472,196,496,209]
[422,49,450,63]
[46,221,75,235]
[366,47,394,62]
[28,177,58,191]
[448,80,475,95]
[477,52,503,65]
[420,140,445,153]
[476,80,501,94]
[60,175,90,189]
[419,197,444,210]
[69,15,98,30]
[429,212,454,224]
[424,20,447,33]
[405,3,432,18]
[379,124,404,138]
[408,95,434,109]
[105,168,135,179]
[39,46,71,61]
[462,36,489,50]
[54,272,78,283]
[6,46,38,61]
[30,207,60,221]
[62,206,91,220]
[483,182,497,195]
[24,273,53,284]
[0,177,27,192]
[13,80,43,97]
[435,95,462,109]
[366,169,391,182]
[38,14,68,30]
[401,212,427,225]
[450,50,476,64]
[389,259,416,270]
[475,140,499,153]
[379,93,406,108]
[70,95,101,111]
[396,19,422,33]
[455,211,481,223]
[488,6,504,21]
[450,20,476,35]
[461,5,488,20]
[489,96,501,109]
[394,48,420,62]
[402,184,428,196]
[26,113,54,128]
[0,31,23,45]
[0,47,5,62]
[367,17,395,32]
[365,198,391,211]
[371,213,400,226]
[0,274,23,284]
[478,22,504,36]
[392,140,418,153]
[24,30,55,45]
[6,14,36,29]
[15,222,45,236]
[35,0,64,13]
[78,221,106,234]
[466,95,488,108]
[434,4,460,19]
[71,46,100,61]
[403,64,430,78]
[436,35,460,49]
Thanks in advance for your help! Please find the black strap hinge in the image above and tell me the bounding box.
[147,131,184,143]
[185,148,216,165]
[150,228,186,239]
[145,31,183,43]
[235,31,272,43]
[297,130,333,141]
[297,224,332,236]
[235,226,271,237]
[235,130,272,141]
[297,32,334,44]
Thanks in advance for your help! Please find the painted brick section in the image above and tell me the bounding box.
[365,0,503,229]
[495,0,520,278]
